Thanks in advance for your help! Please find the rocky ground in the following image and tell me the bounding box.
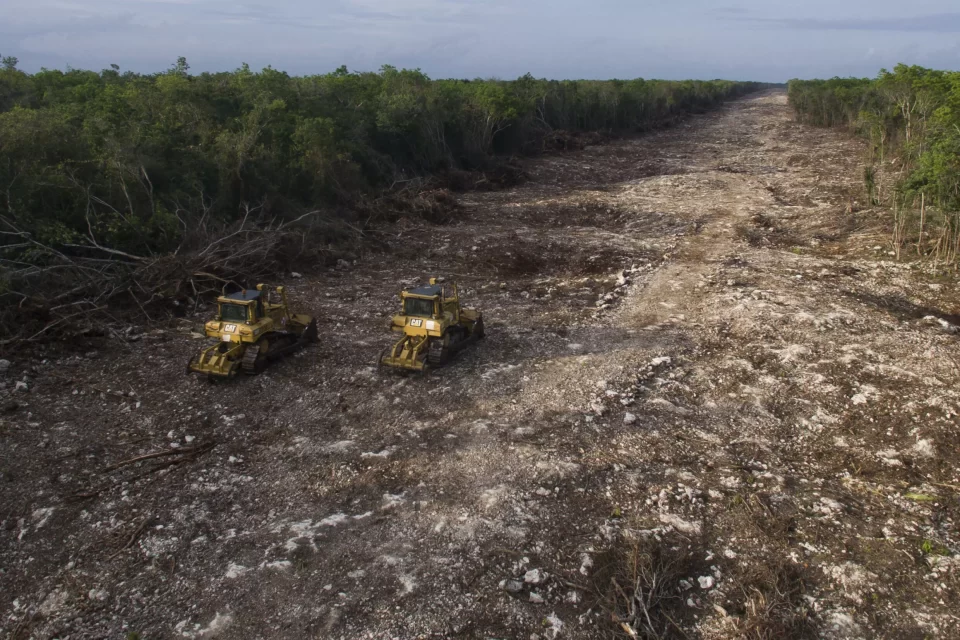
[2,91,959,639]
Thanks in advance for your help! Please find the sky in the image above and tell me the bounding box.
[2,0,960,81]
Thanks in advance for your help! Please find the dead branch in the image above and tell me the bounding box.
[0,196,340,347]
[197,203,258,257]
[278,210,322,230]
[108,517,151,560]
[63,243,148,263]
[103,443,214,473]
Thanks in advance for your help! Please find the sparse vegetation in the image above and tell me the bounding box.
[920,539,949,557]
[597,526,815,640]
[598,534,710,639]
[788,65,960,263]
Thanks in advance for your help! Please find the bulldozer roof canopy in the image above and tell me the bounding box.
[222,290,262,302]
[406,284,442,298]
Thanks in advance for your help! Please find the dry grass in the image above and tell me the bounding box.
[595,499,817,640]
[725,558,816,640]
[595,532,711,639]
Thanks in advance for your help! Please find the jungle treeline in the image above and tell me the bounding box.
[788,65,960,263]
[0,58,760,256]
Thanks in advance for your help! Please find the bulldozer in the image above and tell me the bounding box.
[379,278,484,372]
[188,284,318,378]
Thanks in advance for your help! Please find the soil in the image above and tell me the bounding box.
[2,91,959,639]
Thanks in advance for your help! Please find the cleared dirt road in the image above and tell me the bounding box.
[3,91,959,639]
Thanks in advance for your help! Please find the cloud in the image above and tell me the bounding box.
[743,12,960,33]
[1,0,959,81]
[711,6,750,15]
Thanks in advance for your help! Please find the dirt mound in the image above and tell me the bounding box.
[438,161,529,192]
[356,187,460,224]
[540,129,611,152]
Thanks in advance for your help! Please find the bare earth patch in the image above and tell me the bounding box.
[2,91,959,639]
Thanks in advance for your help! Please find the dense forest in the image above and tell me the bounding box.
[0,58,760,254]
[788,65,960,263]
[0,57,760,341]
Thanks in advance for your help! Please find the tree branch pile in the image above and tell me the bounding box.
[0,205,352,346]
[354,182,461,225]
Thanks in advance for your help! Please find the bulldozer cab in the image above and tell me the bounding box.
[401,280,460,323]
[218,290,265,324]
[403,284,442,318]
[219,302,249,323]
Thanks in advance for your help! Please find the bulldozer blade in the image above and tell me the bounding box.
[379,334,429,372]
[379,355,429,372]
[188,343,244,377]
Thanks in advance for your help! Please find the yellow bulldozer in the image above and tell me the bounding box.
[188,284,317,378]
[379,278,484,372]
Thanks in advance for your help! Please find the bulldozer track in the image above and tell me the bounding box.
[426,338,448,366]
[242,332,305,375]
[302,319,319,344]
[241,343,265,375]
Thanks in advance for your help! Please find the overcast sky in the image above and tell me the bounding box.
[2,0,959,81]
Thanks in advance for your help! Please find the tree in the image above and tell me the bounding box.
[791,66,960,264]
[172,56,190,76]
